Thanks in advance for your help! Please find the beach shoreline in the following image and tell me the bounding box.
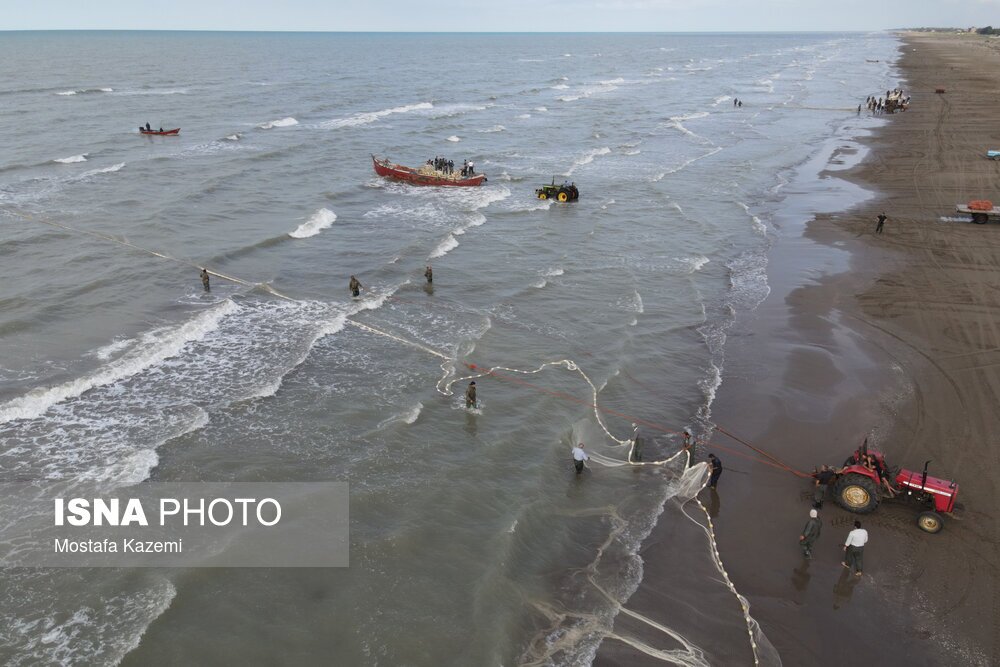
[596,32,999,666]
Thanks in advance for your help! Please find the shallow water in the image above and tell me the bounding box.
[0,31,900,665]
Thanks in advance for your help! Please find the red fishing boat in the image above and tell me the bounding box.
[372,155,486,187]
[139,128,180,136]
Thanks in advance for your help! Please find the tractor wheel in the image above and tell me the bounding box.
[917,511,944,534]
[834,473,880,514]
[973,213,988,224]
[557,190,569,202]
[538,192,547,200]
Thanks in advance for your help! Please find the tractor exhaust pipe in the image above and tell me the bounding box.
[920,460,931,492]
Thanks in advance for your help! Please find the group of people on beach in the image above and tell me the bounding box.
[427,156,476,177]
[861,88,910,115]
[732,97,743,108]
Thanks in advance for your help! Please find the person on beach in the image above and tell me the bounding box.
[200,268,210,292]
[734,98,738,107]
[465,381,477,409]
[349,275,362,298]
[424,265,433,284]
[737,100,742,108]
[707,453,722,488]
[572,443,589,474]
[875,212,887,234]
[857,104,861,115]
[799,509,822,559]
[145,122,151,131]
[682,430,693,466]
[842,520,868,576]
[813,464,835,508]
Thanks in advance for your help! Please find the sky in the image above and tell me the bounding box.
[4,0,1000,32]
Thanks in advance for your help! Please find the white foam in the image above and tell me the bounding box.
[55,88,112,96]
[377,402,424,430]
[567,147,611,175]
[479,125,506,133]
[258,117,298,129]
[534,106,548,112]
[679,255,710,273]
[544,267,564,277]
[289,208,337,239]
[92,337,133,360]
[712,95,732,106]
[223,133,241,141]
[446,135,461,142]
[56,90,77,96]
[518,113,532,119]
[320,102,433,129]
[0,301,239,424]
[552,84,570,90]
[79,162,125,178]
[53,154,87,164]
[429,234,459,259]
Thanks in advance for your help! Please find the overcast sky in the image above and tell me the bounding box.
[4,0,1000,32]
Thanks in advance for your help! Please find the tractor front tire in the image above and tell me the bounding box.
[917,511,944,534]
[834,473,880,514]
[538,192,547,200]
[973,213,988,224]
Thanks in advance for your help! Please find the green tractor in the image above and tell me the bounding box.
[535,179,580,202]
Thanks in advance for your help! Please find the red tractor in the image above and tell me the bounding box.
[827,444,958,534]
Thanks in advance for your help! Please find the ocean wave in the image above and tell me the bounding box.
[678,255,710,273]
[289,208,337,239]
[53,154,87,164]
[551,84,570,90]
[534,106,548,112]
[320,101,432,129]
[223,133,242,141]
[258,117,298,129]
[429,234,459,259]
[446,135,461,142]
[376,402,423,430]
[479,125,506,133]
[114,88,188,96]
[0,301,239,424]
[567,147,610,175]
[517,113,531,119]
[737,202,768,236]
[56,88,113,96]
[428,103,489,118]
[712,95,732,106]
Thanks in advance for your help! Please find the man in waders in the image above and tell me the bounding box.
[630,427,644,463]
[201,268,210,292]
[799,509,822,559]
[465,381,477,409]
[424,265,433,284]
[875,212,887,235]
[572,443,589,475]
[707,453,722,488]
[813,464,835,509]
[349,275,362,298]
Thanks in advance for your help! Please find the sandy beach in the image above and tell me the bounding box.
[597,33,1000,666]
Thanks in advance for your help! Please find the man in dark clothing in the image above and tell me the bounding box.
[424,265,433,284]
[630,427,644,463]
[707,453,722,488]
[465,381,477,409]
[813,465,835,508]
[875,212,887,234]
[146,122,151,131]
[349,275,362,298]
[799,509,822,558]
[200,268,210,292]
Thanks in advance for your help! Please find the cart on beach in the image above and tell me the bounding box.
[988,150,1000,161]
[956,201,1000,224]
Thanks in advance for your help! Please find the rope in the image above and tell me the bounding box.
[7,207,809,477]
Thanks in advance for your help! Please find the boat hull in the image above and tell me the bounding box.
[372,156,485,187]
[140,128,180,136]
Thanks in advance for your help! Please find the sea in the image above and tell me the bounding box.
[0,31,900,666]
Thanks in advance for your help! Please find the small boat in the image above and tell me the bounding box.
[140,128,180,136]
[372,155,486,187]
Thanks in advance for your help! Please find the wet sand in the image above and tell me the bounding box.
[597,33,1000,666]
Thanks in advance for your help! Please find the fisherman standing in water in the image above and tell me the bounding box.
[465,381,477,409]
[349,275,362,298]
[424,265,433,284]
[572,443,589,475]
[200,268,210,292]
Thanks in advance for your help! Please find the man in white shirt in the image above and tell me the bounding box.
[842,520,869,577]
[572,443,589,475]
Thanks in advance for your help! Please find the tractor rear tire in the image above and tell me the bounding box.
[538,192,547,200]
[973,213,988,224]
[917,511,944,534]
[834,473,880,514]
[557,190,569,202]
